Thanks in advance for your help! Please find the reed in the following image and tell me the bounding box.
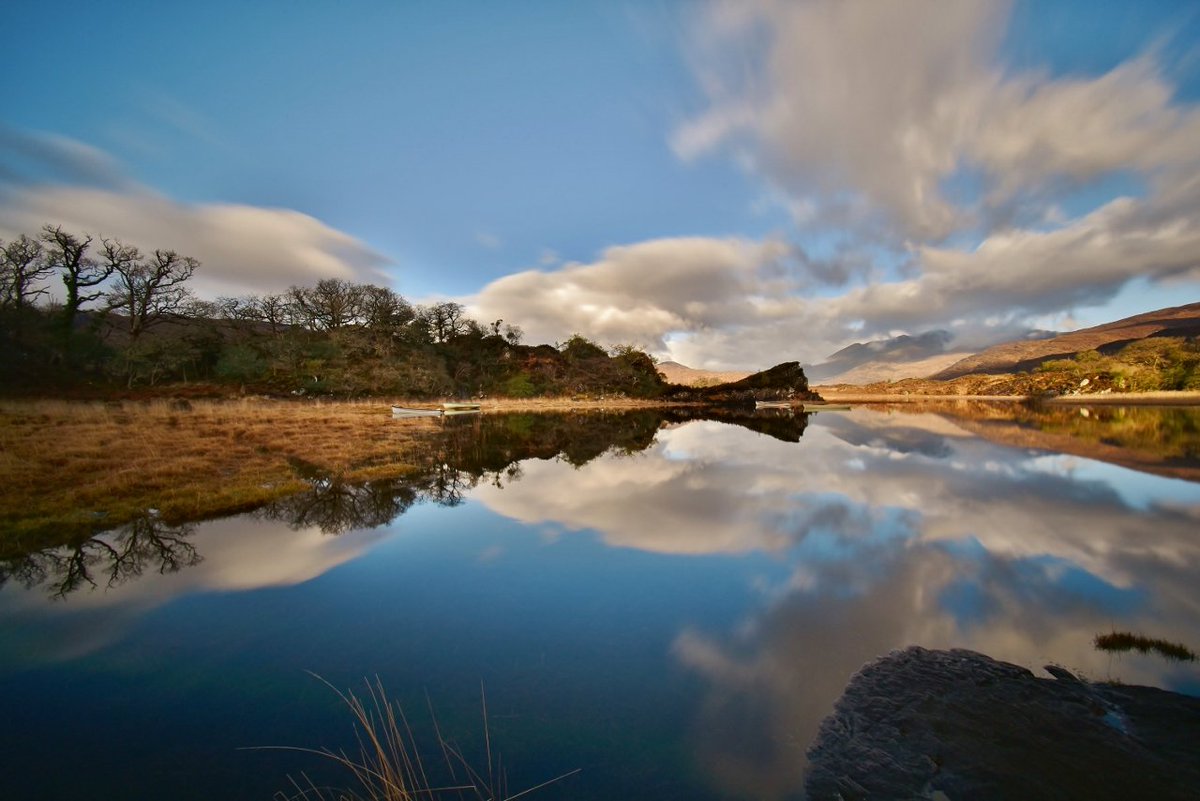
[264,676,579,801]
[1094,630,1197,662]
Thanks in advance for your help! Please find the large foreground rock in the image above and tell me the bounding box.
[805,646,1200,800]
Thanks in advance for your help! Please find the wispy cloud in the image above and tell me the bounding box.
[0,128,391,297]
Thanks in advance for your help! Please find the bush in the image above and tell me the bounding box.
[504,372,537,398]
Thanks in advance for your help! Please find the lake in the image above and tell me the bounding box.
[2,404,1198,800]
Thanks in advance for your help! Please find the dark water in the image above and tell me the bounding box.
[2,405,1199,800]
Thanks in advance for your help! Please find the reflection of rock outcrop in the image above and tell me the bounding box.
[661,407,810,442]
[806,647,1200,801]
[0,514,200,598]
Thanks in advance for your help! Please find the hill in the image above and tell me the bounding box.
[933,302,1200,380]
[656,360,751,387]
[807,331,957,383]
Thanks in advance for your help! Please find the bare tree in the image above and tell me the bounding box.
[41,224,112,330]
[0,234,52,310]
[361,284,414,335]
[288,279,366,331]
[104,241,198,340]
[255,293,291,336]
[421,300,471,343]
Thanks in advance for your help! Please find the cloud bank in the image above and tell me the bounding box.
[470,1,1200,367]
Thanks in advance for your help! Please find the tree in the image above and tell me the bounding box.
[254,293,291,336]
[421,300,471,343]
[361,285,415,336]
[288,279,366,331]
[41,224,112,332]
[104,242,198,340]
[0,234,52,310]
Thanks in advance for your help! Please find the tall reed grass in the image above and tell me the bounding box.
[263,676,579,801]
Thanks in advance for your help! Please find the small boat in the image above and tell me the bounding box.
[392,406,444,417]
[802,403,853,412]
[392,402,483,418]
[755,400,793,409]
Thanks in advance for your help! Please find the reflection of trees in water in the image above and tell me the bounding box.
[256,459,426,535]
[3,407,811,595]
[0,514,200,598]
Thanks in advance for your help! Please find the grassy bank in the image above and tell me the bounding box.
[0,398,449,548]
[0,396,712,550]
[817,388,1200,406]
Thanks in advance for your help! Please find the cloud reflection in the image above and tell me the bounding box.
[465,410,1200,799]
[0,514,382,665]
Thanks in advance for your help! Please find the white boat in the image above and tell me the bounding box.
[755,400,793,409]
[441,402,482,411]
[802,403,853,412]
[392,406,444,417]
[392,402,483,418]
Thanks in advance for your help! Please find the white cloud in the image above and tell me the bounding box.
[465,2,1200,366]
[676,1,1200,243]
[468,236,809,360]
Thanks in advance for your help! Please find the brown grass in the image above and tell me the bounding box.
[0,398,448,547]
[0,395,709,548]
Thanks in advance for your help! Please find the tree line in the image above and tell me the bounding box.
[0,223,665,398]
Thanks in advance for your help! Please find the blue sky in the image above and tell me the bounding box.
[2,0,1199,368]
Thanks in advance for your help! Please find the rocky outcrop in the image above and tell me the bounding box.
[805,646,1200,801]
[665,361,823,404]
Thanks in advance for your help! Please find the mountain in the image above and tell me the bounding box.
[807,330,964,384]
[817,352,978,385]
[656,361,751,387]
[933,302,1200,380]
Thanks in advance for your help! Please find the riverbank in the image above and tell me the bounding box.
[7,392,1196,547]
[816,388,1200,406]
[0,398,437,547]
[0,396,716,548]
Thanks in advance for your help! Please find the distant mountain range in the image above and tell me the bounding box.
[805,330,971,384]
[664,301,1200,388]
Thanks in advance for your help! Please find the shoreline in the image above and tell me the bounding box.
[815,389,1200,407]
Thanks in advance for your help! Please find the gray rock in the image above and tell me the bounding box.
[804,646,1200,800]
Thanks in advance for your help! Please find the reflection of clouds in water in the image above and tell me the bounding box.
[469,411,1200,800]
[0,515,384,664]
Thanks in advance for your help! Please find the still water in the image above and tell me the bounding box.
[2,405,1198,800]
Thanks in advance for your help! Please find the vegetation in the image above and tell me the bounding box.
[1,223,666,400]
[0,398,438,548]
[268,677,578,801]
[1094,631,1197,662]
[1036,337,1200,392]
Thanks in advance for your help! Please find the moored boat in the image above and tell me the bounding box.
[391,406,444,417]
[392,402,483,417]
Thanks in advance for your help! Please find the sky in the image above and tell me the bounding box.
[2,0,1199,369]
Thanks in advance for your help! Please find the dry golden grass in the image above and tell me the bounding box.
[0,398,446,547]
[266,676,579,801]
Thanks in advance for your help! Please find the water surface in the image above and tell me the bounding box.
[2,405,1198,800]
